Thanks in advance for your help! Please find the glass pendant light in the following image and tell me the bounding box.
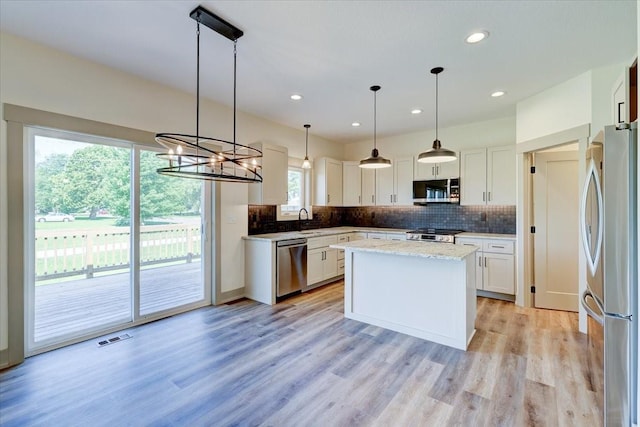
[360,85,391,169]
[301,124,311,169]
[417,67,457,164]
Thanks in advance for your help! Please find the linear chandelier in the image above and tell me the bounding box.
[156,6,262,183]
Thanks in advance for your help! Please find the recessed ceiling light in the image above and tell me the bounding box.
[465,31,489,44]
[491,91,506,97]
[290,94,303,101]
[411,109,423,115]
[351,122,361,127]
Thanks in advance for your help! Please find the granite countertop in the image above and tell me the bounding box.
[331,239,478,261]
[456,232,516,240]
[243,226,412,242]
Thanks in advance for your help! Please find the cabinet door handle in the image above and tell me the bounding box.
[436,165,439,175]
[359,195,361,204]
[482,192,486,201]
[328,194,330,203]
[390,194,393,203]
[491,245,505,249]
[479,256,482,267]
[488,191,491,201]
[484,257,487,267]
[432,166,435,176]
[372,195,375,203]
[618,101,625,124]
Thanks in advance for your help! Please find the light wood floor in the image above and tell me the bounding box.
[0,281,603,426]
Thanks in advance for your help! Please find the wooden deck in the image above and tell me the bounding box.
[34,262,203,343]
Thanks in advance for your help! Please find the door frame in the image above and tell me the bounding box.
[3,104,216,365]
[516,124,590,333]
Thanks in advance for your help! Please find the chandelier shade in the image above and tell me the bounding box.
[360,85,391,169]
[155,6,262,183]
[417,67,457,164]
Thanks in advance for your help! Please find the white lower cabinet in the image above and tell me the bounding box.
[456,237,515,295]
[307,235,340,288]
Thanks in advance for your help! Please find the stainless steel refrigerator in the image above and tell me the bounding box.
[581,122,637,426]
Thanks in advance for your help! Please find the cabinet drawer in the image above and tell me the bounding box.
[307,237,324,250]
[483,240,514,254]
[337,249,345,261]
[367,233,387,240]
[308,235,339,250]
[455,238,482,247]
[338,259,345,271]
[337,234,349,243]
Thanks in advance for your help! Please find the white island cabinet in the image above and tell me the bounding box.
[332,239,478,350]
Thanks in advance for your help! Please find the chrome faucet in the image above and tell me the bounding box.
[298,208,309,221]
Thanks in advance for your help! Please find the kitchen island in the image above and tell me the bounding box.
[331,239,478,350]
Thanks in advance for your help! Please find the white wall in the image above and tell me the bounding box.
[0,31,345,351]
[516,72,592,143]
[343,116,516,160]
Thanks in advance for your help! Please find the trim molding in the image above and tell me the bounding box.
[217,288,245,305]
[516,124,591,153]
[3,104,157,148]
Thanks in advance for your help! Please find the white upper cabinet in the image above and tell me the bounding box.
[612,67,630,125]
[394,157,414,205]
[486,146,516,205]
[248,142,288,205]
[314,157,343,206]
[375,162,395,206]
[361,168,376,206]
[343,161,362,206]
[374,157,413,206]
[414,155,460,180]
[460,145,515,206]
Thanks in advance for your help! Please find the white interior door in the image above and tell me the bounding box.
[533,151,579,311]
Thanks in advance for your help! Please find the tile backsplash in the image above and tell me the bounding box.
[249,204,516,235]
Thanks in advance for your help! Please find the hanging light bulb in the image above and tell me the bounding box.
[302,124,311,169]
[359,85,391,169]
[417,67,457,163]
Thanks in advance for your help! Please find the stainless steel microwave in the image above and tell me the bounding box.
[413,178,460,204]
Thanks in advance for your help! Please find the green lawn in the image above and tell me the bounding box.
[35,216,121,231]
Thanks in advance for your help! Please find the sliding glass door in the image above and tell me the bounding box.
[27,128,209,353]
[139,149,204,316]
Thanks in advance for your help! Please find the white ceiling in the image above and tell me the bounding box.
[0,1,637,143]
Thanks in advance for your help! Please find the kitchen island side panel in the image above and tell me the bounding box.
[344,250,476,350]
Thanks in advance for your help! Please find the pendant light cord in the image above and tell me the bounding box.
[435,71,438,142]
[233,39,237,155]
[373,89,377,150]
[305,127,309,156]
[196,20,200,146]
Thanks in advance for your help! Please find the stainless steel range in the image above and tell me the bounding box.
[406,228,464,243]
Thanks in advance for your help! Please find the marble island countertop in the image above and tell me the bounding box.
[331,239,477,261]
[243,226,412,242]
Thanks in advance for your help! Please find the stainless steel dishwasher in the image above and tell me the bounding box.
[276,238,307,297]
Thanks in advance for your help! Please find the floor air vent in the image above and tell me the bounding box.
[97,333,132,347]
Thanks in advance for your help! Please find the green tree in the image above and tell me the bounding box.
[63,145,130,218]
[139,151,201,220]
[35,153,70,213]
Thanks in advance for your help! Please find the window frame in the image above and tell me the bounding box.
[277,158,313,221]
